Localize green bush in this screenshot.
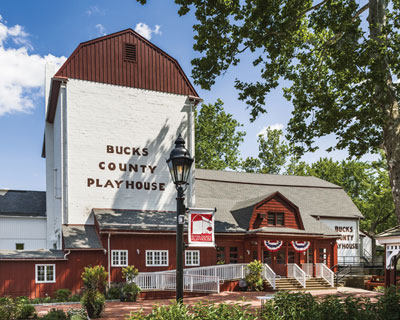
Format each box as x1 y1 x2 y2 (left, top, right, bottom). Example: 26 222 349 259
122 265 139 282
106 284 122 300
40 308 67 320
245 260 264 291
68 293 81 302
121 282 141 302
66 307 87 320
129 301 192 320
80 265 108 318
54 289 72 302
81 290 105 318
0 296 37 319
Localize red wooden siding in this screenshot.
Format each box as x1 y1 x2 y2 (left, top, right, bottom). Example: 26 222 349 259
0 251 105 298
55 29 198 97
249 195 303 230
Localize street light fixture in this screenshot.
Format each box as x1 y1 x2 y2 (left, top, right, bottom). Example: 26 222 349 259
166 134 194 302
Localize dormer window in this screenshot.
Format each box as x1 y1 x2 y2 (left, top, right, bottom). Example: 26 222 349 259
268 212 284 226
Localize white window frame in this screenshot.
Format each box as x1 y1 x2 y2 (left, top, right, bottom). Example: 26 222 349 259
111 250 128 267
146 250 169 267
35 264 56 283
185 250 200 266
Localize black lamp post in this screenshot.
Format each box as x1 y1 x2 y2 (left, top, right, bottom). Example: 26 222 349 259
166 134 194 302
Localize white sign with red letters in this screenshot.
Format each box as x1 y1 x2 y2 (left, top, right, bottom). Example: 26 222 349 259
188 208 216 247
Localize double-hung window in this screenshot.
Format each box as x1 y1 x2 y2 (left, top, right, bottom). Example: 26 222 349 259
185 250 200 266
35 264 55 283
112 250 128 267
146 250 168 266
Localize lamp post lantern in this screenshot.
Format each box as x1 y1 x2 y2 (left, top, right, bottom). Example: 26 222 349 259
166 134 193 302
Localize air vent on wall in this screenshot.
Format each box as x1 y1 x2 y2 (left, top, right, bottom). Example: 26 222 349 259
124 43 137 62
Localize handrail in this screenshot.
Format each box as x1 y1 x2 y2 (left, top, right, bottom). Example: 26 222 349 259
262 263 276 289
134 272 220 293
183 263 247 281
316 263 334 287
287 263 306 288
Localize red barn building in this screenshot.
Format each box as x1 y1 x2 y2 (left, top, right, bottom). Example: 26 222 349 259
0 29 363 298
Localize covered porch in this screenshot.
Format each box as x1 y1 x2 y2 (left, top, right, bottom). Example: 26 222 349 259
244 235 338 279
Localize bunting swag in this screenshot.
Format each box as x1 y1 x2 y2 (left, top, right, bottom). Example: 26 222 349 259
264 240 283 252
291 241 310 252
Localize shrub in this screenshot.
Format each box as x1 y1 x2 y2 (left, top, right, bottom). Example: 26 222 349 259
54 289 72 302
129 301 192 320
81 290 105 318
66 308 87 320
69 293 81 302
16 303 37 319
81 265 108 292
40 308 67 320
192 301 254 320
121 282 141 302
122 265 139 282
245 260 264 291
80 265 108 318
0 296 37 319
106 284 122 300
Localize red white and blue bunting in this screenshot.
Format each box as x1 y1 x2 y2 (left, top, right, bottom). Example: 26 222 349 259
291 241 310 252
264 240 283 252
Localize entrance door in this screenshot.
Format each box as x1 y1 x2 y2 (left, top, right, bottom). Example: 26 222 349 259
272 250 285 276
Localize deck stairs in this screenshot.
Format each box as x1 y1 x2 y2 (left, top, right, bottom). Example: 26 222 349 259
267 277 332 291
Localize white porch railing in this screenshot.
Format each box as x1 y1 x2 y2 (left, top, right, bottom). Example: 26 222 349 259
262 263 276 289
302 263 313 278
183 263 247 281
316 263 334 287
288 263 306 288
134 272 220 293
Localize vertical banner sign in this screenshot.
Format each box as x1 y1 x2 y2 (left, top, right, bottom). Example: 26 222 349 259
188 208 216 247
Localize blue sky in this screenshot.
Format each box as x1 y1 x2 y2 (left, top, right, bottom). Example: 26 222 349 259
0 1 374 191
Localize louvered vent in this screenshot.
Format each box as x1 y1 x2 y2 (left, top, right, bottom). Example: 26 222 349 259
124 43 137 62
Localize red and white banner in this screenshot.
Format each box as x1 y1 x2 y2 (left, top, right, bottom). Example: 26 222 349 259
291 241 310 252
264 240 283 252
188 208 216 247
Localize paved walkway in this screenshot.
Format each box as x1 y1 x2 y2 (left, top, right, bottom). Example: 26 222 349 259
35 287 382 319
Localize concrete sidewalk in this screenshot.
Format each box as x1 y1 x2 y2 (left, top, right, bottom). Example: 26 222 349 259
35 287 382 319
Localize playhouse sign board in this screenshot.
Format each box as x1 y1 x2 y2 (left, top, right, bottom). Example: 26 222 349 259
188 208 216 247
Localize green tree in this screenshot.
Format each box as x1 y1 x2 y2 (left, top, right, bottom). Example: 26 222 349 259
138 0 400 223
289 154 396 249
242 128 291 174
195 99 245 170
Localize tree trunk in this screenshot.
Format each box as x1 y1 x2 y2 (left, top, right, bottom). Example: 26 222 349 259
383 113 400 223
369 0 400 223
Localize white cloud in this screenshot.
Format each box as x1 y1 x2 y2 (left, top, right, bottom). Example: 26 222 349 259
95 24 106 36
86 6 106 16
0 16 66 116
134 22 161 40
258 123 284 136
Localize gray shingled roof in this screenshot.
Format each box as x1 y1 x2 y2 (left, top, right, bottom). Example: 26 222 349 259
62 225 104 249
196 169 341 188
0 250 65 260
376 225 400 238
0 190 46 217
195 169 361 235
93 209 180 231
